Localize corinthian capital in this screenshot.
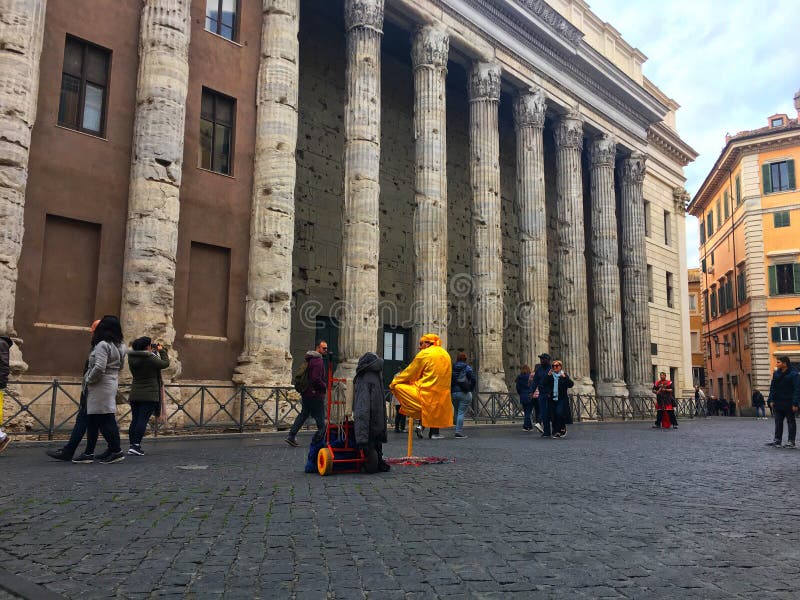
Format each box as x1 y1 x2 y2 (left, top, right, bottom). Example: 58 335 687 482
589 134 616 168
344 0 384 33
673 186 690 210
412 25 449 69
553 111 583 150
468 61 501 102
619 152 647 184
514 87 546 128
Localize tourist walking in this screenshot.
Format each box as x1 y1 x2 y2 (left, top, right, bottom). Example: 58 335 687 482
390 333 453 441
0 335 13 454
694 385 706 417
652 372 678 429
538 359 573 438
72 316 127 464
126 337 169 456
516 364 535 432
286 340 328 447
451 353 475 438
353 352 389 473
765 356 800 448
752 389 766 420
530 353 552 435
46 319 100 461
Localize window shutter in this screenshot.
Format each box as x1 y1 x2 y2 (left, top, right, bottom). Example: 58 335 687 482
735 175 741 205
727 282 734 309
762 163 772 194
794 263 800 294
768 265 778 295
701 258 706 273
771 327 780 342
789 159 796 190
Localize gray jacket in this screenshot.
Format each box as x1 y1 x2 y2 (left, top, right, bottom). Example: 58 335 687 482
353 352 387 447
83 341 127 414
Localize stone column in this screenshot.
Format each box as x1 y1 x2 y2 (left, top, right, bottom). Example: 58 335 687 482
619 153 653 397
336 0 384 381
468 61 506 392
121 0 191 378
411 25 449 346
0 0 47 370
589 135 627 397
553 111 593 394
234 0 299 386
513 88 548 368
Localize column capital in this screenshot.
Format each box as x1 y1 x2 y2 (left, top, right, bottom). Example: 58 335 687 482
619 152 647 184
514 87 546 129
554 111 583 150
589 134 616 168
468 61 501 102
344 0 384 33
673 186 690 211
411 24 449 69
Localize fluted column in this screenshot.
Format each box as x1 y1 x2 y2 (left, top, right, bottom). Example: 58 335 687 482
0 0 47 371
469 61 506 392
336 0 384 381
514 88 548 368
589 135 627 397
619 153 653 397
411 25 449 346
554 111 593 394
121 0 191 379
234 0 300 386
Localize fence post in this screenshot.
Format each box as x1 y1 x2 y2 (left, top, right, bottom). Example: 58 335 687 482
239 386 246 433
47 379 59 441
199 386 205 427
275 388 280 430
491 393 497 424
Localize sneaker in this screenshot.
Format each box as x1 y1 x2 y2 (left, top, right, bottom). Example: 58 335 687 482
765 440 782 447
552 433 561 439
99 450 125 464
72 453 95 463
0 435 10 454
783 442 796 449
454 432 467 438
415 425 424 439
534 422 544 434
46 448 73 461
285 435 298 447
127 446 145 456
559 430 567 438
430 434 445 440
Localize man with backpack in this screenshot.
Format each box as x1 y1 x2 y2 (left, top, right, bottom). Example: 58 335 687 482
286 340 328 447
451 353 475 438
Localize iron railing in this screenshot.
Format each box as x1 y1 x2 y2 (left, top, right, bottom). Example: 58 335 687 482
2 380 708 440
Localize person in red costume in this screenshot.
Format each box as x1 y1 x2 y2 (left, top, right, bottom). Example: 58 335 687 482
652 372 678 430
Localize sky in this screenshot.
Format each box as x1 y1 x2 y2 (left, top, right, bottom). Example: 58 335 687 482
586 0 800 268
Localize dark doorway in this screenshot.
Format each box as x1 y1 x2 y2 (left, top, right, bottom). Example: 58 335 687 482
382 326 411 388
315 316 339 373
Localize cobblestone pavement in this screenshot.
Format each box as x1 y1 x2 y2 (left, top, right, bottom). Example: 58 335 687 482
2 418 799 599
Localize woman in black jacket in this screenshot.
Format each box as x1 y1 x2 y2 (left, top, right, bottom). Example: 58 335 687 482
538 359 574 438
127 336 169 456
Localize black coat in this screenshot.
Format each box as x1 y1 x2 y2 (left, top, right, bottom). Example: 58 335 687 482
539 372 574 424
516 373 533 404
0 336 12 389
767 368 800 411
353 352 387 447
127 349 169 403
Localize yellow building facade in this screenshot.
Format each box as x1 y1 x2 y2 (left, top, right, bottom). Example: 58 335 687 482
688 268 705 386
688 92 800 410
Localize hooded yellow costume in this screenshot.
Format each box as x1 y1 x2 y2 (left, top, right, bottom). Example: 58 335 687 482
389 334 453 428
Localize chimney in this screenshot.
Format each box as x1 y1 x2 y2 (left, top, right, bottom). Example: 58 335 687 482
795 87 800 118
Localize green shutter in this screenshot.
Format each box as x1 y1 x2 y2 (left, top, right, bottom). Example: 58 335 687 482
771 327 780 342
794 263 800 294
788 159 796 190
768 265 778 295
735 175 742 205
710 291 717 317
707 212 713 236
762 163 772 194
701 258 706 273
724 190 730 219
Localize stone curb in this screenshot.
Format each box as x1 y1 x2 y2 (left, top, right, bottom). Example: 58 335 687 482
0 568 63 600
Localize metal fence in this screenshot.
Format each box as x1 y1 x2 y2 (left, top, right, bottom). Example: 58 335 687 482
2 380 707 440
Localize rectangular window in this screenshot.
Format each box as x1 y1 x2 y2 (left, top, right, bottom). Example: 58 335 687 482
701 257 707 273
703 290 709 321
691 331 700 352
644 201 651 237
774 211 791 228
186 242 230 338
768 263 800 295
772 326 800 342
666 272 674 308
724 190 730 219
205 0 238 41
715 339 720 357
736 269 746 303
706 212 714 237
716 200 722 227
735 175 742 206
763 160 796 194
647 265 654 303
726 280 734 311
711 250 715 266
743 327 749 347
710 289 718 318
723 334 729 355
663 210 671 246
731 332 737 353
58 36 111 136
688 294 697 311
199 88 235 175
699 222 706 244
718 282 725 314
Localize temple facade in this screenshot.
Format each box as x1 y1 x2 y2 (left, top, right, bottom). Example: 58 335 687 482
0 0 696 396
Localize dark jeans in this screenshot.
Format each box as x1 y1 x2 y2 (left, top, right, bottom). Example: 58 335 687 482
539 394 551 435
63 393 88 456
654 409 678 428
773 408 797 443
129 401 158 447
85 413 121 454
394 410 406 432
521 401 534 430
289 396 325 441
550 400 566 435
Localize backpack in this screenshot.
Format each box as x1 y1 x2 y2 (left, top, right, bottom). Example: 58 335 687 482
293 362 310 394
456 366 472 392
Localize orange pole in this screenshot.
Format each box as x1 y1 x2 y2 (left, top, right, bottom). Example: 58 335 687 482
407 419 413 457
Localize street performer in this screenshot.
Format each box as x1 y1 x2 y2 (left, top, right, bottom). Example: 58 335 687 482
652 371 678 430
390 333 453 440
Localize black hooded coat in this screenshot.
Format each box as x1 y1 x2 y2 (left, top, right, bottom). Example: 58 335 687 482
353 352 388 447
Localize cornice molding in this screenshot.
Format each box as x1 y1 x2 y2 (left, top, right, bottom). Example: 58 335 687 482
513 0 583 46
647 123 697 168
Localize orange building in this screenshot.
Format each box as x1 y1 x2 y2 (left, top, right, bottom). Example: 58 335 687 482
687 90 800 413
688 268 705 387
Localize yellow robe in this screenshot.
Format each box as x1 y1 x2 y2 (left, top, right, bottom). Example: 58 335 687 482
389 345 453 428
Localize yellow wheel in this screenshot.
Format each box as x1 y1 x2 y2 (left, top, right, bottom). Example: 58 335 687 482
317 447 333 476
